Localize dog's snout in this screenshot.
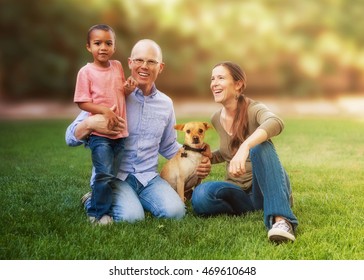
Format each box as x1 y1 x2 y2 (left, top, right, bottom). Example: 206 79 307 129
192 136 200 144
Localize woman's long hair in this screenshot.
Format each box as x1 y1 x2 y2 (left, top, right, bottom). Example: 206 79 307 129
214 61 250 154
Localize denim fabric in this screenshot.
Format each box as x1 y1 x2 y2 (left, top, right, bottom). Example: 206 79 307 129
66 86 183 221
192 141 298 230
121 174 186 219
65 87 181 187
87 135 125 219
84 174 185 222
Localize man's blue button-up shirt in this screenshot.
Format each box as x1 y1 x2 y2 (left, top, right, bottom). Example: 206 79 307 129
65 85 181 186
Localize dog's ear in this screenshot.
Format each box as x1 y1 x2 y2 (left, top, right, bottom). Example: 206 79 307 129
203 122 212 130
174 124 185 131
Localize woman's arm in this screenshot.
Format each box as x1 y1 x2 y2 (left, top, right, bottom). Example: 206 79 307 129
228 102 283 177
229 128 268 177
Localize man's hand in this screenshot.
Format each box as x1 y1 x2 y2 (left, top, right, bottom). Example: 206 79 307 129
86 105 126 136
196 156 211 179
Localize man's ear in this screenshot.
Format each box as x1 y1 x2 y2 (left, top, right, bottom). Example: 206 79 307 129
158 62 165 74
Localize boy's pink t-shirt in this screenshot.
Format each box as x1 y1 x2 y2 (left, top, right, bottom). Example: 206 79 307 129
74 60 128 139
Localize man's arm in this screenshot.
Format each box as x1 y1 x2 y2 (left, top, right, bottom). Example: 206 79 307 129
65 105 126 146
65 110 89 146
77 102 121 130
158 107 182 159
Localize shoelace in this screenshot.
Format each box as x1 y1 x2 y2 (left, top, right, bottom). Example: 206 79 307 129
272 220 291 232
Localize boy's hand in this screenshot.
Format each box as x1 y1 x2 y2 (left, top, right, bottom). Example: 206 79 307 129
102 106 120 130
124 76 138 95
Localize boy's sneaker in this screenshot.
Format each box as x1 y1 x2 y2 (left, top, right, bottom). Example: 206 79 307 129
98 215 113 225
88 216 97 224
80 192 92 206
268 219 296 243
88 215 113 225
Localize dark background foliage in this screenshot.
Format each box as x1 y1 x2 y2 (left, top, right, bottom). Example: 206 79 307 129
1 0 364 101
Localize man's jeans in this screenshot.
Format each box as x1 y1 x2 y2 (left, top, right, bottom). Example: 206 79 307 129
84 174 186 222
191 141 298 230
88 135 125 219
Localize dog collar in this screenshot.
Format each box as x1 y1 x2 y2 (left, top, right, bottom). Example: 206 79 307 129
181 144 206 157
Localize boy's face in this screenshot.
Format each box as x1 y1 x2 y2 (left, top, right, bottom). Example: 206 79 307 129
86 29 116 67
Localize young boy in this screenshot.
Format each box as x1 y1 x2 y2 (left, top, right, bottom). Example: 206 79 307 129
74 24 136 225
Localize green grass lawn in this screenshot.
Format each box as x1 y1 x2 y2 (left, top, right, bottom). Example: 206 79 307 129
0 117 363 260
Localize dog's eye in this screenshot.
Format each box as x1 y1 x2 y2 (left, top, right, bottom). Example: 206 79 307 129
198 129 203 134
186 129 191 134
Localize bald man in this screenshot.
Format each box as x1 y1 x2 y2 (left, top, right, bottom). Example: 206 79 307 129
66 39 210 223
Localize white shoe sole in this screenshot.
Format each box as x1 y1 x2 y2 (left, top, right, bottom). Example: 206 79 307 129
268 228 296 242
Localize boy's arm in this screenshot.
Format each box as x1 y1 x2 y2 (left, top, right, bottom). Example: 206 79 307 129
123 76 138 96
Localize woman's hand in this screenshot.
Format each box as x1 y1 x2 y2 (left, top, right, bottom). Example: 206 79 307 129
196 156 211 179
229 128 268 177
229 143 250 177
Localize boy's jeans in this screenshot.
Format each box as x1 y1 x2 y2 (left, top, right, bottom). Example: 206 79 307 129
88 135 125 219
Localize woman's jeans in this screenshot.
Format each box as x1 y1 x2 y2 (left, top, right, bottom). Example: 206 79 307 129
88 135 125 219
191 141 298 230
84 174 186 222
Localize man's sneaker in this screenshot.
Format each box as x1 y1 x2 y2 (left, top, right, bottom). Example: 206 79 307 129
268 219 296 243
80 192 92 206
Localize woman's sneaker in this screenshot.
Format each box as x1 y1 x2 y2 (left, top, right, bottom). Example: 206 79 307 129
268 219 296 243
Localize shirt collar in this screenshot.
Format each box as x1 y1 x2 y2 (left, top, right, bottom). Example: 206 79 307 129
135 84 158 98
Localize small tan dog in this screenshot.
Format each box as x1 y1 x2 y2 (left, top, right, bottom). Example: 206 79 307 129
160 121 212 202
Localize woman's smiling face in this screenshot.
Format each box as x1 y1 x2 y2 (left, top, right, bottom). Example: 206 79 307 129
210 65 240 104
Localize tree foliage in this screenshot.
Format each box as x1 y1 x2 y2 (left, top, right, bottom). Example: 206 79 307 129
1 0 363 100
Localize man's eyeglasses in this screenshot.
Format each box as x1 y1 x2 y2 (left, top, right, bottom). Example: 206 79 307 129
132 58 160 67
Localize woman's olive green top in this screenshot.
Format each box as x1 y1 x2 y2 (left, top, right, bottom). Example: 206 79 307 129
210 98 284 190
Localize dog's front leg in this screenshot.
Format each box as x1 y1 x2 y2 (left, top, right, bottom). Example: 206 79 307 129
176 178 186 202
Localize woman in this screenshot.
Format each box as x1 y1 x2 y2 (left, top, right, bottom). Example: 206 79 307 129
191 61 298 243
